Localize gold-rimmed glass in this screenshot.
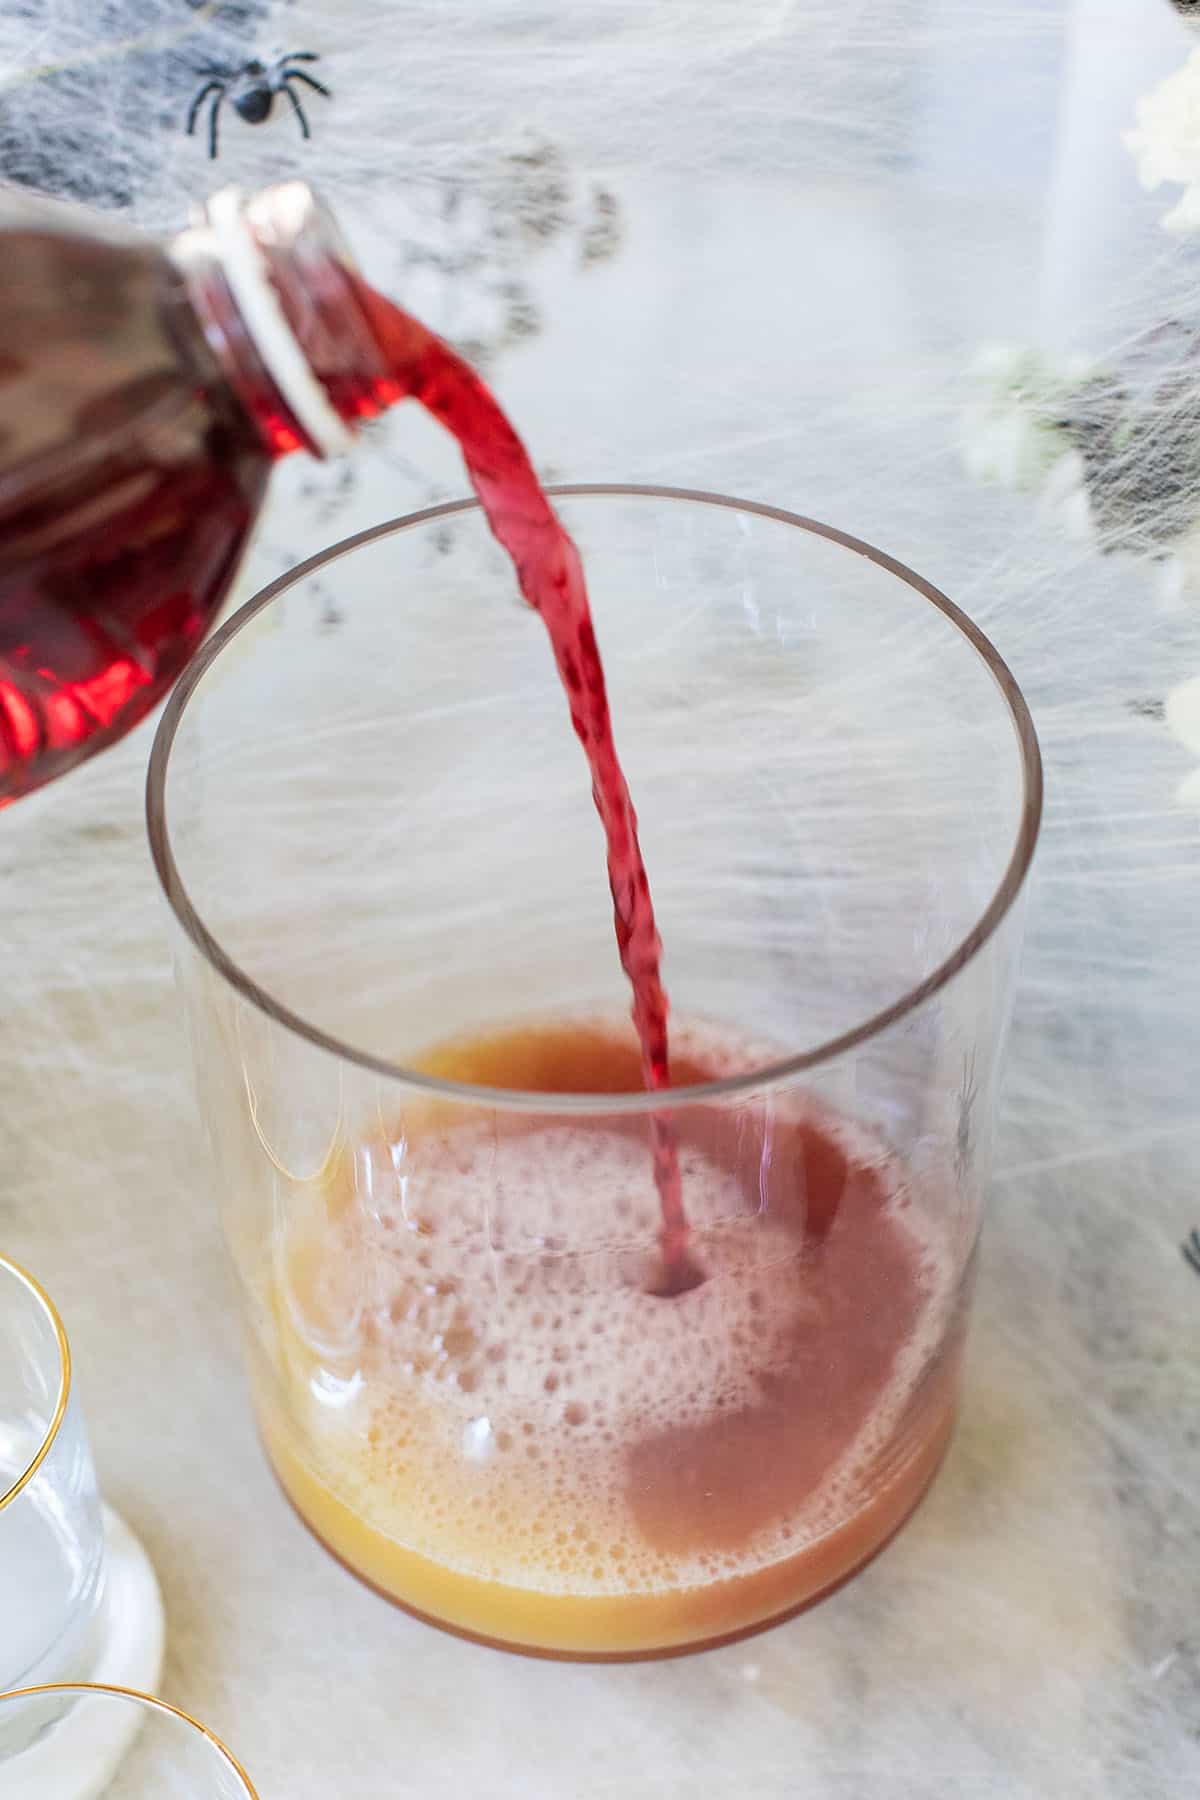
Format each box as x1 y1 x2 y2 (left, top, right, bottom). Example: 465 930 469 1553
0 1684 259 1797
0 1254 106 1700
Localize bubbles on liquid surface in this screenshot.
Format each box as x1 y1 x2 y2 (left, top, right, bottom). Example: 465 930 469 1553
282 1019 957 1595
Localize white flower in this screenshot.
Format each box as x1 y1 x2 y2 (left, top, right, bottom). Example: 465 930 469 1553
1125 47 1200 234
1166 672 1200 807
1038 445 1095 542
964 339 1200 604
962 344 1094 495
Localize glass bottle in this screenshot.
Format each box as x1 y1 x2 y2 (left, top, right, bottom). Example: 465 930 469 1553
0 180 393 805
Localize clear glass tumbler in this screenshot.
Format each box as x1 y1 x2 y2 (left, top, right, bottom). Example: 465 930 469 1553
148 486 1042 1657
0 1685 259 1799
0 1256 106 1697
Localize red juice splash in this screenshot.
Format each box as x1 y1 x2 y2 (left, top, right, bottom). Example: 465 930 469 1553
356 287 700 1290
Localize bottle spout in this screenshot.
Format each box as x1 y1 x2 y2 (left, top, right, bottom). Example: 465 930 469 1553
170 183 391 460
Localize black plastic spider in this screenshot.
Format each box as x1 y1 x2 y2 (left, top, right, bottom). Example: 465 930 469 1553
186 52 330 160
1183 1228 1200 1275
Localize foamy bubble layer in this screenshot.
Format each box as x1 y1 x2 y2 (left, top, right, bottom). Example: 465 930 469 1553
276 1020 959 1596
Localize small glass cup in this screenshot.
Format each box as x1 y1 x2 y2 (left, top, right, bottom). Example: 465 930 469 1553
0 1685 259 1799
148 486 1042 1657
0 1255 107 1696
0 1256 163 1751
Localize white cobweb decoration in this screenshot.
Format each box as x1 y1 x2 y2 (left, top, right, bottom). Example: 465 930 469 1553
0 0 1070 224
1 3 1200 1796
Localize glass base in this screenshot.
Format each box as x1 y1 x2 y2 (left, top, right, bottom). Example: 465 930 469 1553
2 1507 164 1799
264 1398 958 1660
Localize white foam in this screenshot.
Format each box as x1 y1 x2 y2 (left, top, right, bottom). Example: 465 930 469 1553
282 1020 960 1594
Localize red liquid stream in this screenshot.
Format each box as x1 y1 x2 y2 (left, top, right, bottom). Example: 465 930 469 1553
0 233 695 1280
357 287 697 1286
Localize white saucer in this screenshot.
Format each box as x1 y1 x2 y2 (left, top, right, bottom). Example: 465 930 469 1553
3 1505 165 1800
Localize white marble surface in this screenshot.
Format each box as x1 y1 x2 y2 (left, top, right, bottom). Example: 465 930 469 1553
5 3 1200 1795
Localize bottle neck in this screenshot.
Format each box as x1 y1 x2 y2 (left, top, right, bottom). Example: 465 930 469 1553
168 182 393 461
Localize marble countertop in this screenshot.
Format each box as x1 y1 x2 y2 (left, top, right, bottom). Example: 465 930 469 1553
5 2 1200 1794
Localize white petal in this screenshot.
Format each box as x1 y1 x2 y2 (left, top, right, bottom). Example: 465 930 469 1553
1059 481 1097 546
1125 49 1200 192
1165 674 1200 754
1156 554 1187 614
1162 183 1200 235
1040 448 1085 509
1166 527 1200 604
971 343 1025 382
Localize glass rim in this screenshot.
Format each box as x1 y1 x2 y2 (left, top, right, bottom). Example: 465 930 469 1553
146 482 1044 1115
0 1684 259 1796
0 1254 71 1513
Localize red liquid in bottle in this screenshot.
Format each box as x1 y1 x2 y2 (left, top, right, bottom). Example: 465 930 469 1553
0 225 270 805
355 286 698 1285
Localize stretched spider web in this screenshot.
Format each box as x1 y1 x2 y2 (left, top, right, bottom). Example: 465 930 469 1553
1 4 1199 1796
